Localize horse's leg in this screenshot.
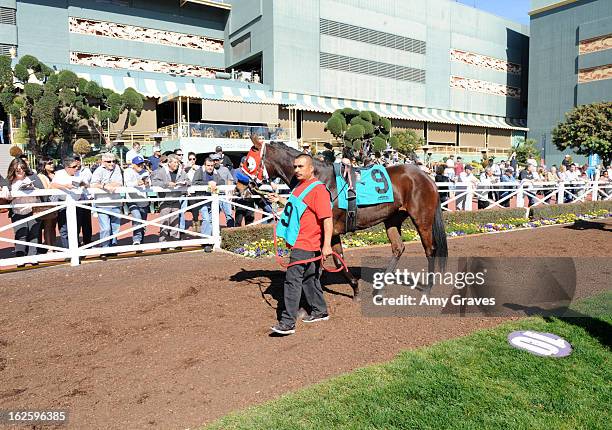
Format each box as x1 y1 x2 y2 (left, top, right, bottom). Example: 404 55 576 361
331 235 359 300
409 211 437 295
384 213 407 274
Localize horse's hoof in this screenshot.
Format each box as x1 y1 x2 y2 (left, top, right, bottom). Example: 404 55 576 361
352 291 361 302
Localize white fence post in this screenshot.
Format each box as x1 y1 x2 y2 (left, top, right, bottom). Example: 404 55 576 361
211 193 221 250
591 181 599 202
465 183 473 211
517 184 524 208
65 194 81 266
557 182 565 205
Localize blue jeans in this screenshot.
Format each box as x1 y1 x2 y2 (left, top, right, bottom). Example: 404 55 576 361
179 198 187 230
129 205 149 244
200 204 212 236
221 200 234 227
97 206 121 247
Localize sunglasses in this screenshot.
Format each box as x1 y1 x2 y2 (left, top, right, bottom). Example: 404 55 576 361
104 160 117 163
68 165 79 169
189 157 196 161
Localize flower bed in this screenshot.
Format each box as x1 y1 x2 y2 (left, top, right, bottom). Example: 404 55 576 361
230 210 611 258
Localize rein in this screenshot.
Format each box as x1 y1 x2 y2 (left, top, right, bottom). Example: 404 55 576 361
271 216 347 272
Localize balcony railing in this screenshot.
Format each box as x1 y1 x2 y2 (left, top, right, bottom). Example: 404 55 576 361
157 122 290 141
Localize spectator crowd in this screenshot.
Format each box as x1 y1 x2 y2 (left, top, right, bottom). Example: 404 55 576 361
1 142 611 265
0 144 275 265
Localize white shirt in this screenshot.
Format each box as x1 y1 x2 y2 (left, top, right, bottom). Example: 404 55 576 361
10 178 38 215
52 169 89 200
123 167 150 207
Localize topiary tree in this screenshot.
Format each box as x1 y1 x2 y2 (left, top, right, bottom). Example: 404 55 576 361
552 102 612 167
0 54 145 157
509 137 540 165
9 145 22 157
73 138 91 157
324 109 393 155
389 129 424 159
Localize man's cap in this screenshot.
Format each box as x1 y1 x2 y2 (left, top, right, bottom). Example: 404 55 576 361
505 167 514 173
215 146 223 152
153 145 161 152
210 153 221 161
323 143 333 150
131 156 146 165
564 154 570 157
465 164 474 170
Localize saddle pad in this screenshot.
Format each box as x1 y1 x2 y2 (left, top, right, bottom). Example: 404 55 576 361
336 165 394 210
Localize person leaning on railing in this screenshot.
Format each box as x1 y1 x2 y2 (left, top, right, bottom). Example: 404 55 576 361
5 157 44 266
434 164 450 205
123 156 151 247
151 153 190 246
499 167 517 207
90 152 124 252
35 156 59 254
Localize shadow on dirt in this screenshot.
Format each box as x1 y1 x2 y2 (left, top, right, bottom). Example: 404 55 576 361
229 266 359 319
565 219 612 232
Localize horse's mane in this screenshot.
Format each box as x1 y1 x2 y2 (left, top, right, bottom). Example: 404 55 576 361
267 141 333 173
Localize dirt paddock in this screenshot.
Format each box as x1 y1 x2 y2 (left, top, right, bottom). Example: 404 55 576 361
0 220 611 429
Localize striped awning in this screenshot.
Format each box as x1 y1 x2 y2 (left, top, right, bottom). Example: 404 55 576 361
75 70 527 131
281 93 528 131
74 70 283 104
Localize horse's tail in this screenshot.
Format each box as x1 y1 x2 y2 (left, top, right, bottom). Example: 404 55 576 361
432 198 448 271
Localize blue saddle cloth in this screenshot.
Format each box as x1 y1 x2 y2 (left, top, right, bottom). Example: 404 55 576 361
335 164 394 210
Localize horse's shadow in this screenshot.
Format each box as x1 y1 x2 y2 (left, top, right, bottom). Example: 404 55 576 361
229 267 358 320
565 219 612 232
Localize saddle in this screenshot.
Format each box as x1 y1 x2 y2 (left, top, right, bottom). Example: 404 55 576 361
333 162 358 233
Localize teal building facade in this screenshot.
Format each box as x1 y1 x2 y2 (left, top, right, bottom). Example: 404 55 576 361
0 0 531 159
528 0 612 166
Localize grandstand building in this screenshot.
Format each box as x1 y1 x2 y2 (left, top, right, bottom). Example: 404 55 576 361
0 0 530 160
528 0 612 166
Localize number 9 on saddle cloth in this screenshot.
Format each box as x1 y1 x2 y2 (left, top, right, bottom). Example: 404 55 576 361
333 163 394 232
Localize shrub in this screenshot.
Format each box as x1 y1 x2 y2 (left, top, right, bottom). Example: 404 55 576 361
530 201 612 220
221 224 274 251
9 145 23 157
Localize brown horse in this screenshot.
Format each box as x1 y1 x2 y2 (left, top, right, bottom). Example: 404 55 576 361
235 137 447 299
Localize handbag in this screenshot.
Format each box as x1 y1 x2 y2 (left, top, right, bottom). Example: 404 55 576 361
32 202 58 220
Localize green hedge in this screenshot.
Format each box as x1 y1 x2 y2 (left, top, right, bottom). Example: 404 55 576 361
529 200 612 220
221 204 610 251
362 207 527 234
221 224 274 251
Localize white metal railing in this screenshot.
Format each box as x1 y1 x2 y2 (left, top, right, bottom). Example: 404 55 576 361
0 180 610 268
0 185 288 268
436 180 611 212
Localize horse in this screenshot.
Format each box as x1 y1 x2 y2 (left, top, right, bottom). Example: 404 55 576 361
235 136 447 299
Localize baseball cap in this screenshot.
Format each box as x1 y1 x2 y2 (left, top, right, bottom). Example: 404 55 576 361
210 153 221 161
215 146 223 152
131 156 145 165
153 146 161 153
465 164 474 170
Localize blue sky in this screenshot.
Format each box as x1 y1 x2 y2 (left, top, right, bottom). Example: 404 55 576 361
455 0 531 25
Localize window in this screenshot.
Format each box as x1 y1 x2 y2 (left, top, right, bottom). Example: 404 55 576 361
320 52 425 83
0 7 16 25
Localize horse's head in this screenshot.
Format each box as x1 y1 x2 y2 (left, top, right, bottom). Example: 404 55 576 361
235 135 267 198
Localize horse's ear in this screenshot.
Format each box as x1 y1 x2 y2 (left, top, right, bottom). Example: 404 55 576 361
250 134 263 149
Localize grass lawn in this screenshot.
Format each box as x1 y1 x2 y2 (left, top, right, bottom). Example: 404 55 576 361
206 292 611 429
